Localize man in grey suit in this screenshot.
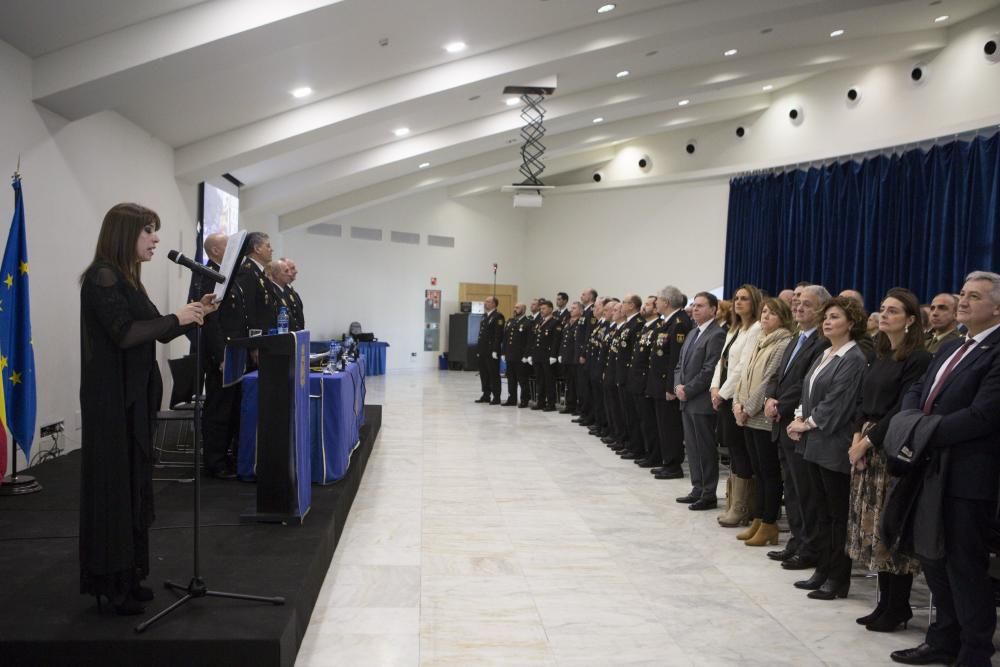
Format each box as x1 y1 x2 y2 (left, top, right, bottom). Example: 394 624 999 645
674 292 727 510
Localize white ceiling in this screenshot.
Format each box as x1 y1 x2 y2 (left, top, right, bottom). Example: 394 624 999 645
5 0 999 230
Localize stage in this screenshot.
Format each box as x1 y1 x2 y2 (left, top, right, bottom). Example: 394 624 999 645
0 404 381 667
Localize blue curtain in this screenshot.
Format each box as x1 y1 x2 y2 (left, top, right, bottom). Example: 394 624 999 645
724 132 1000 312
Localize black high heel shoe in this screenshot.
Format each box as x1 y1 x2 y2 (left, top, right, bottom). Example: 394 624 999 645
131 584 155 602
856 604 885 625
866 606 912 632
807 578 850 600
95 592 145 616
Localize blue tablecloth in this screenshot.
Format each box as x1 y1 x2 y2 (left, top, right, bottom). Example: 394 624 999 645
358 341 388 375
238 359 366 484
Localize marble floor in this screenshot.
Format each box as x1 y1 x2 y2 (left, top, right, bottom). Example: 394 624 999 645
294 368 945 666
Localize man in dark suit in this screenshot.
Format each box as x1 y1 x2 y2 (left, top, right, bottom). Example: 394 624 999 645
627 296 660 466
574 288 598 424
926 292 961 354
475 296 505 405
763 284 831 569
531 300 562 411
890 272 1000 667
614 294 645 458
501 303 530 407
648 286 693 479
674 292 726 510
234 231 277 334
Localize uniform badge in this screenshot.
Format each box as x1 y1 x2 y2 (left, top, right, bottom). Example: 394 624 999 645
676 333 686 343
657 350 664 356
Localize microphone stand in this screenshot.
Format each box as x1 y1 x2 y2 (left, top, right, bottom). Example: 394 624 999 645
136 285 284 633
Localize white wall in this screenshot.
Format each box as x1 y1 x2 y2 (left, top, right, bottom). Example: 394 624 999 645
262 189 527 369
0 38 196 465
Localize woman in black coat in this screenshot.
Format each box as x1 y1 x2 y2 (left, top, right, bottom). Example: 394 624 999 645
79 203 215 615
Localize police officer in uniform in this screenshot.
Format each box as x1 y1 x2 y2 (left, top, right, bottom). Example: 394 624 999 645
531 300 562 411
554 292 571 322
558 302 582 413
234 232 277 335
475 296 505 404
502 303 530 406
281 257 305 332
614 295 645 458
647 287 693 479
601 302 626 447
628 296 661 466
574 289 598 423
266 259 296 327
582 298 608 432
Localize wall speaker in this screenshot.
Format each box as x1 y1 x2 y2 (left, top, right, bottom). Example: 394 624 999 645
685 142 696 155
637 155 652 171
985 36 999 63
592 171 604 183
735 125 749 138
788 106 803 124
910 63 927 84
846 87 861 104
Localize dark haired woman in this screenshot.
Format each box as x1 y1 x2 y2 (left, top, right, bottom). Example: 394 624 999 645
787 296 868 600
847 289 930 631
79 203 216 615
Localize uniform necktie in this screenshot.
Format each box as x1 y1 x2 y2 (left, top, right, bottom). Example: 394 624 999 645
784 332 809 374
922 338 975 414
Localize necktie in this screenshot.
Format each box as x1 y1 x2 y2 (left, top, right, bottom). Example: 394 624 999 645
784 332 809 374
683 326 702 366
922 338 975 414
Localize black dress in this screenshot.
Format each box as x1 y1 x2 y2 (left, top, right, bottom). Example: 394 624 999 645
79 263 191 599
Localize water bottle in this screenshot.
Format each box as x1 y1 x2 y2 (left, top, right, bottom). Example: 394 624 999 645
277 306 289 334
327 340 338 373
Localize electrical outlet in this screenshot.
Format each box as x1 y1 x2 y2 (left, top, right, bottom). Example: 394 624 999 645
41 421 65 437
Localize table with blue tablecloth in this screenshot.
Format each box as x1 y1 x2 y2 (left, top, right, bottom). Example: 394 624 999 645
308 340 388 375
238 359 366 484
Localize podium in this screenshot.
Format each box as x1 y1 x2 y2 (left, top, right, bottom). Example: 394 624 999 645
227 330 311 524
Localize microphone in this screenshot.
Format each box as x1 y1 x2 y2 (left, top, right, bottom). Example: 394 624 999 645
167 250 225 284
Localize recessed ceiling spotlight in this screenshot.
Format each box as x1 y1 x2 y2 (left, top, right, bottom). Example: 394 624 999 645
593 117 604 123
830 29 845 37
290 86 313 98
468 95 480 101
724 49 738 57
597 4 616 14
762 84 774 91
934 15 949 22
419 162 431 169
645 50 659 57
678 99 690 106
393 127 410 137
616 70 630 78
505 97 520 106
444 41 467 53
760 27 773 34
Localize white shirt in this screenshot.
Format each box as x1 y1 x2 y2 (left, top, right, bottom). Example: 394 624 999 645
248 256 265 272
925 321 1000 399
625 312 639 324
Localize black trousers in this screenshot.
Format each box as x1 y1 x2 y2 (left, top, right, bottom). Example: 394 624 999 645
478 351 501 399
804 461 851 583
589 374 606 428
505 357 521 403
776 427 819 560
202 365 242 472
718 399 751 477
745 427 782 523
634 393 658 460
922 497 997 666
563 363 577 410
603 380 622 439
576 363 591 417
536 359 557 408
654 398 685 470
620 385 639 452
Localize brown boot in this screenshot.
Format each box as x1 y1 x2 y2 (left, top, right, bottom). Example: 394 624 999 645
744 522 779 546
718 476 752 527
737 518 762 541
716 476 733 524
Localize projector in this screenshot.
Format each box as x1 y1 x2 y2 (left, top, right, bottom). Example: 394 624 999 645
513 192 543 208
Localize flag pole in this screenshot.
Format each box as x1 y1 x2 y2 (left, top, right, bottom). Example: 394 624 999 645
0 167 41 495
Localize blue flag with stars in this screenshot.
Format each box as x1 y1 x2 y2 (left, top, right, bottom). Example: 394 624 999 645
0 176 36 458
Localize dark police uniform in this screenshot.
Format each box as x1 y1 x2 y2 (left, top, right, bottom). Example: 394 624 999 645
647 309 694 474
234 257 276 333
558 317 579 412
286 284 305 332
532 315 562 411
627 317 660 460
502 315 531 406
614 314 645 454
476 309 505 403
603 322 625 444
575 304 596 421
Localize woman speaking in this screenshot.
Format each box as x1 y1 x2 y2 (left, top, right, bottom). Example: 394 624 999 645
78 203 216 615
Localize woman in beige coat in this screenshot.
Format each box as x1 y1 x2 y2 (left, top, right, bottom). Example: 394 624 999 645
733 298 794 545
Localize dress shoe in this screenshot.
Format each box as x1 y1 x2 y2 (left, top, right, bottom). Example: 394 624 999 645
807 578 849 600
635 460 657 469
502 400 517 407
572 417 584 423
889 643 957 665
490 399 502 405
475 396 490 403
781 555 818 570
650 467 666 474
559 408 573 414
767 546 796 562
689 498 718 511
794 571 828 590
654 469 684 480
619 452 638 460
518 402 529 408
542 406 556 412
577 418 594 426
531 405 543 410
600 436 617 445
675 494 699 504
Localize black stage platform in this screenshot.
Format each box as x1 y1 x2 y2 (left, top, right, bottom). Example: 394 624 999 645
0 404 381 667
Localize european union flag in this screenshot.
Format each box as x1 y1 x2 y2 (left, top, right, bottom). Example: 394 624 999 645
0 176 36 459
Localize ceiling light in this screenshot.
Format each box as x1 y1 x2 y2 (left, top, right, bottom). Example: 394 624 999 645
616 70 630 78
592 117 604 123
762 84 774 91
830 29 845 37
724 49 738 57
677 99 690 106
393 127 410 137
934 15 949 22
444 41 466 53
419 162 431 169
290 86 313 98
597 4 616 13
505 97 520 106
